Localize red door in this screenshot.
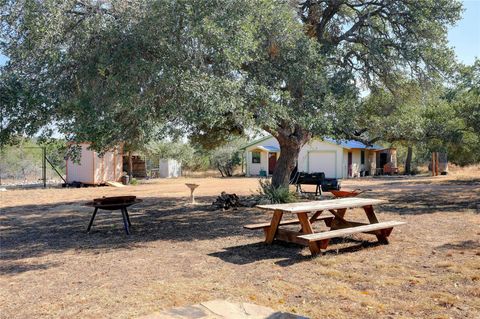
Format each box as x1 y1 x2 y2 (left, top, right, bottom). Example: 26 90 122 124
268 153 277 174
348 152 353 177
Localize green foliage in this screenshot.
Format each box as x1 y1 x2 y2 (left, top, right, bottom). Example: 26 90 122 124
129 178 139 185
145 140 209 171
0 0 466 184
358 69 480 167
257 179 297 204
0 137 66 183
451 60 480 135
209 139 244 177
0 0 461 143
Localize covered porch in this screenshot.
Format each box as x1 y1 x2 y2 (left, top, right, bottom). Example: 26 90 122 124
245 145 280 177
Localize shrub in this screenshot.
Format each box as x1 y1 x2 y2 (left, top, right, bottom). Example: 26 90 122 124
257 179 297 204
210 145 242 177
129 178 139 185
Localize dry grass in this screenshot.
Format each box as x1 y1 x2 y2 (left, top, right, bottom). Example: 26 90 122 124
1 169 479 319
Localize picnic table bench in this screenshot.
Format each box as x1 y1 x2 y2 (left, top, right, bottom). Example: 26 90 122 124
245 197 405 255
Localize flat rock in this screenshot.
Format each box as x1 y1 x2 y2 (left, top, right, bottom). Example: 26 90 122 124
137 300 309 319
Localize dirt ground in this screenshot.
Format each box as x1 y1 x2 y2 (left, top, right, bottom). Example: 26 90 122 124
1 167 479 319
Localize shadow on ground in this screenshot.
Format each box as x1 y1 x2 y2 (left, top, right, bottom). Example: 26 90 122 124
209 238 384 267
1 175 478 274
436 240 480 251
0 196 257 269
364 180 479 215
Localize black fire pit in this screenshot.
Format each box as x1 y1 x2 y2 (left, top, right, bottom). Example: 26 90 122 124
85 196 142 235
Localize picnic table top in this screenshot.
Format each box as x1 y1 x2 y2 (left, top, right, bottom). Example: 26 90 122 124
256 197 387 213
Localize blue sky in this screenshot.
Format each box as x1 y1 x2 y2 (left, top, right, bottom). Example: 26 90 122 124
0 1 478 66
448 0 480 64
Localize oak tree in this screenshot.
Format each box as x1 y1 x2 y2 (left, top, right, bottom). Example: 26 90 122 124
1 0 463 186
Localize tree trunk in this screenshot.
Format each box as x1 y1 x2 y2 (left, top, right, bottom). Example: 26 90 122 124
271 128 311 188
404 146 412 175
127 151 133 177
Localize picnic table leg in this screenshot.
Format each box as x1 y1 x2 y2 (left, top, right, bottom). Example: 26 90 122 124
120 208 130 235
265 210 283 244
363 205 389 244
309 211 323 223
297 213 321 255
299 210 331 232
363 205 379 223
87 207 98 233
329 208 347 219
328 208 352 230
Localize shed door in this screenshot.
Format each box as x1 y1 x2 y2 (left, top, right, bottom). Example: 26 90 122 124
308 152 336 178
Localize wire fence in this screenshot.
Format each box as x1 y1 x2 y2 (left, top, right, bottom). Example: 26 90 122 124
0 146 66 187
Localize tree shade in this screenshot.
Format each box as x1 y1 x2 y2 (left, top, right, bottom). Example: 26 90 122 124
0 0 464 186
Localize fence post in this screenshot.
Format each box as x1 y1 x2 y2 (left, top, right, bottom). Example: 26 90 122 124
42 146 46 188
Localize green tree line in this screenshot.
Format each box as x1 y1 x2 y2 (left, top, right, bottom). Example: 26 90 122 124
1 0 478 186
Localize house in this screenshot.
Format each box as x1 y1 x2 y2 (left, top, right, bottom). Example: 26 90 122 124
66 143 123 185
243 136 396 179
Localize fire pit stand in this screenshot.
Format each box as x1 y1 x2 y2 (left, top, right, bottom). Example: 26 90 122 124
85 196 142 235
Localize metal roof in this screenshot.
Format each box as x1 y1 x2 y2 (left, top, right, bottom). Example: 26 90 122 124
323 138 383 150
254 145 280 152
240 135 273 149
242 135 383 151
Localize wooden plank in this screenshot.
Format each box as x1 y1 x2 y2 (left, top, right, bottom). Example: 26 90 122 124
330 219 367 230
329 208 347 220
309 211 324 223
244 213 334 230
244 219 300 230
298 221 406 241
106 181 126 188
297 212 321 255
256 198 387 213
275 229 309 246
363 205 379 224
265 210 283 244
297 213 314 234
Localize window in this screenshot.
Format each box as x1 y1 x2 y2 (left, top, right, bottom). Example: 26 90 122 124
361 150 365 165
252 151 261 163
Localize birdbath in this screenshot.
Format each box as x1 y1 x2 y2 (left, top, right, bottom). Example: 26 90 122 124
185 183 199 204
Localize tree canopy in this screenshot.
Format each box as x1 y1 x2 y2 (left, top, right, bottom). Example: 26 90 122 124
0 0 466 186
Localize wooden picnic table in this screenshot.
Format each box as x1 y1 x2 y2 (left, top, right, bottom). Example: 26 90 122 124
244 197 405 255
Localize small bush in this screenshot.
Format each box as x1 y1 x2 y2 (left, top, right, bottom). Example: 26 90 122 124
210 145 242 177
410 166 421 175
129 178 139 185
257 179 297 204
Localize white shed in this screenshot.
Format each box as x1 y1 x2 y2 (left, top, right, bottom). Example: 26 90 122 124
159 159 182 178
66 143 123 185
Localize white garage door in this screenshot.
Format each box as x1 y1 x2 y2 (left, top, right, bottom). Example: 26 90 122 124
308 152 337 178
